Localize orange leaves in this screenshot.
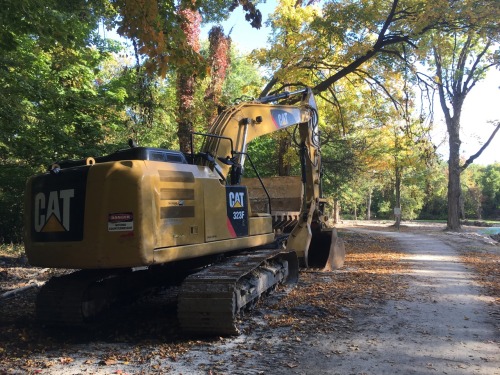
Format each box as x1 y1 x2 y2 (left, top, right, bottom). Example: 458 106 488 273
460 251 500 303
59 357 74 364
260 230 410 334
115 0 205 78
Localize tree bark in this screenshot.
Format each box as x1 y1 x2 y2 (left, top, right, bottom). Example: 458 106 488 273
447 116 462 230
333 199 341 224
205 26 231 126
277 135 292 176
176 6 201 153
394 165 402 227
177 73 196 153
433 43 464 232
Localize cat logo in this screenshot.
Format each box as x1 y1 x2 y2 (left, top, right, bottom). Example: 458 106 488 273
228 191 245 208
34 189 74 232
271 109 301 129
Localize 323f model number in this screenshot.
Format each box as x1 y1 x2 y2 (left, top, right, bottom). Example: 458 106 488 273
233 211 245 220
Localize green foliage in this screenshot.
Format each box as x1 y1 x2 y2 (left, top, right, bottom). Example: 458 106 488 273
221 52 265 104
400 183 426 220
0 164 35 243
0 0 131 242
418 162 449 220
481 163 500 218
245 135 279 178
377 200 392 218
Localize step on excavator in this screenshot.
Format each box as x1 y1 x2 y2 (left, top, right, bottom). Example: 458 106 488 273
24 88 345 335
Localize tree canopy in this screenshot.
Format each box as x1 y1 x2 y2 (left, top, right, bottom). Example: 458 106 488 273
0 0 498 242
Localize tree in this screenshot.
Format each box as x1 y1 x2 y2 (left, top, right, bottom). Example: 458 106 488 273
111 0 264 150
251 0 431 203
0 0 125 242
423 28 500 230
256 0 435 98
204 26 232 125
253 0 499 228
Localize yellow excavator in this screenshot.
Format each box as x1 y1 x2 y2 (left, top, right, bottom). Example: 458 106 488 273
23 88 344 334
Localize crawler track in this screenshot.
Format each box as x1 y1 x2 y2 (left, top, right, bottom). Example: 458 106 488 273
178 249 298 335
36 265 191 326
36 248 298 335
36 270 121 325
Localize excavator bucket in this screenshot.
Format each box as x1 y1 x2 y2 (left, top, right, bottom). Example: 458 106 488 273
243 176 345 270
307 227 345 271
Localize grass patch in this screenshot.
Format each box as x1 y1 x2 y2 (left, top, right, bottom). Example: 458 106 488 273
0 243 25 257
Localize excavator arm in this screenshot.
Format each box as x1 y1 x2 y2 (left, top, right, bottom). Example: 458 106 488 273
195 89 314 175
194 88 345 269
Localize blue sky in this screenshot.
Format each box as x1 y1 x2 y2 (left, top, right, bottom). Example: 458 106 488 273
201 1 275 52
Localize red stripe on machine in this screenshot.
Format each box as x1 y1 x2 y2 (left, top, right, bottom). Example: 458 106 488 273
226 217 237 238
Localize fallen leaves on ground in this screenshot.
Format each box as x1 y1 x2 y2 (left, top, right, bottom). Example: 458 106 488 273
0 231 410 373
435 230 500 304
256 232 410 334
460 251 500 304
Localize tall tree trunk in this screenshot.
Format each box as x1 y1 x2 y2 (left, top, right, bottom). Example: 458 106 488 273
205 26 231 127
366 187 372 220
333 199 341 224
433 43 466 232
394 165 402 227
447 116 462 230
177 73 196 153
277 135 292 176
176 6 201 153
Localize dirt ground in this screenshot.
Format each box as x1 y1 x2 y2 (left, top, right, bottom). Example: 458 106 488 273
0 222 498 374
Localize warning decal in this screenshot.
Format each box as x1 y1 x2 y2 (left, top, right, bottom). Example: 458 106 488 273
108 212 134 232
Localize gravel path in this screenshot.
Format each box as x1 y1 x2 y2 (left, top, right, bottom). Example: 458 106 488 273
304 230 499 375
2 228 498 374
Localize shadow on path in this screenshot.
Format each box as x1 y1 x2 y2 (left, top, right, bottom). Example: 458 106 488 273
313 229 499 375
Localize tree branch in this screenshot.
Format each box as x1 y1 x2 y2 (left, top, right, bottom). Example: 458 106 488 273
311 0 412 95
259 77 279 98
433 45 453 124
355 69 404 113
461 122 500 171
376 0 399 47
454 33 472 95
463 39 492 95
